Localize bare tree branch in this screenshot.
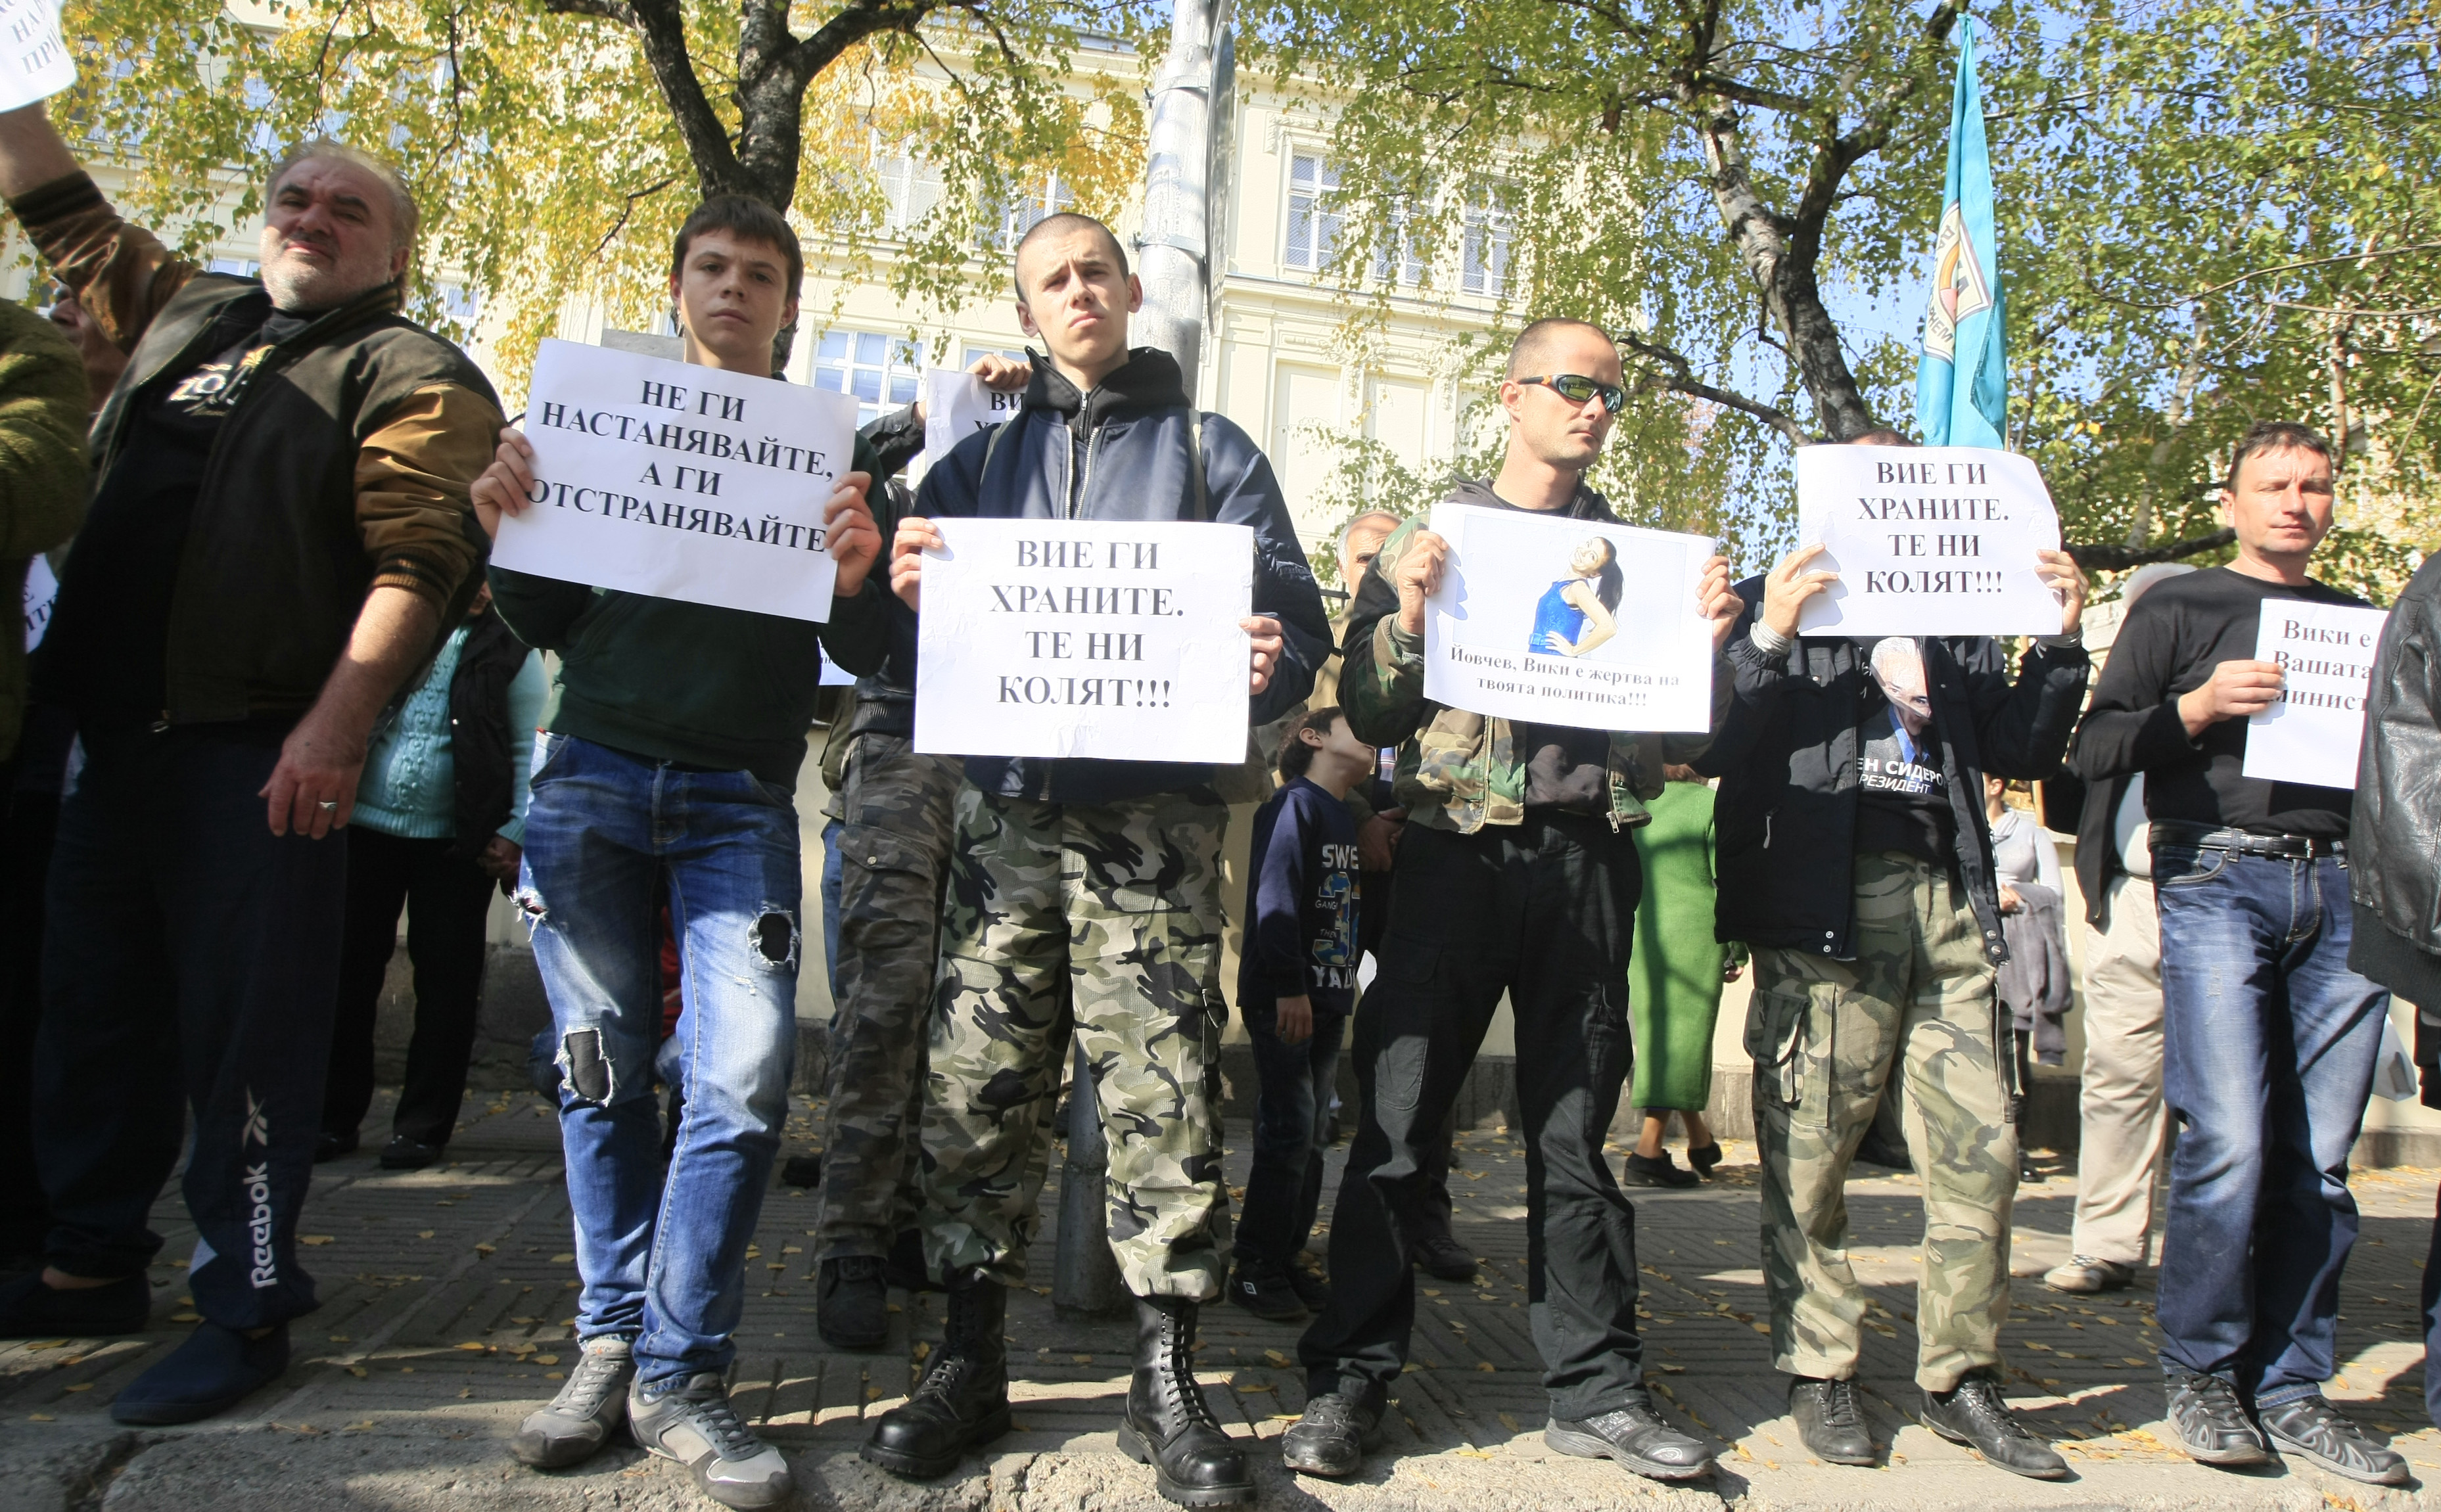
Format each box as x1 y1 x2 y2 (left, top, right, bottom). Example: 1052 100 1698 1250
1618 331 1812 443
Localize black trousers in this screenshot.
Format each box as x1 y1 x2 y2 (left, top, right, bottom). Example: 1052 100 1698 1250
322 827 497 1147
1299 812 1645 1421
0 708 70 1260
35 725 346 1328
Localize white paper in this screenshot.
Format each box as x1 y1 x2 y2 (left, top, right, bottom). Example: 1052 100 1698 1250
22 553 53 651
1794 444 2065 637
921 369 1023 471
492 338 856 622
0 1 74 114
914 518 1253 762
1419 503 1715 734
2239 600 2388 789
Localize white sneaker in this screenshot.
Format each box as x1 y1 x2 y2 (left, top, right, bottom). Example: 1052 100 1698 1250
2041 1255 2134 1294
628 1371 795 1509
512 1335 634 1468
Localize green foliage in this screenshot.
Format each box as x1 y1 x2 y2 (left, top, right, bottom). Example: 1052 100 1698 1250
45 0 1148 400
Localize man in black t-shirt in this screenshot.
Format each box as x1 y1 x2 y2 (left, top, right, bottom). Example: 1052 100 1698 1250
2069 421 2404 1486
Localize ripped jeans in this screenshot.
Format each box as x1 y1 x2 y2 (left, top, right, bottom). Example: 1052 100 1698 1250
518 733 802 1387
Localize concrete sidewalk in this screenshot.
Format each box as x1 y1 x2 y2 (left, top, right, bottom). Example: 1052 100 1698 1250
4 1089 2439 1511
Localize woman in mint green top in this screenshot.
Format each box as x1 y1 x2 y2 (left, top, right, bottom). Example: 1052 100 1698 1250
321 591 547 1170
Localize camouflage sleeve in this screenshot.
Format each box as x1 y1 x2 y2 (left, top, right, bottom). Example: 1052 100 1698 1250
1339 518 1428 750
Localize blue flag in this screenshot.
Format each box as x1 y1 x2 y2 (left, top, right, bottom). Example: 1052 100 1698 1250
1916 28 2006 449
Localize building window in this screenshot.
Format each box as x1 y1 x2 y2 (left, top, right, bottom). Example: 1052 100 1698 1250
207 256 261 277
1284 152 1340 271
812 331 921 424
875 144 943 233
1372 196 1426 288
962 346 1031 369
981 170 1077 252
1462 195 1512 298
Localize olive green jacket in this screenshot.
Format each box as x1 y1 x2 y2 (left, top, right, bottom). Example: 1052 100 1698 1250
0 302 92 759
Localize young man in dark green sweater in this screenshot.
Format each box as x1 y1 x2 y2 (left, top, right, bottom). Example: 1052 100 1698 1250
470 196 885 1512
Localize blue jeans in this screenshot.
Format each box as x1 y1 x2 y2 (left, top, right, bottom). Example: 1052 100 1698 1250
1235 997 1346 1270
519 735 802 1386
820 815 845 992
2154 844 2387 1406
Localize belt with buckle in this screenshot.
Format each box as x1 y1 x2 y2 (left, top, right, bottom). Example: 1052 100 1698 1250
2149 821 2345 859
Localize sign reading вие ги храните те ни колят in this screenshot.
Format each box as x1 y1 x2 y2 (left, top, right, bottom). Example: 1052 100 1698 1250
1794 444 2066 637
490 338 861 622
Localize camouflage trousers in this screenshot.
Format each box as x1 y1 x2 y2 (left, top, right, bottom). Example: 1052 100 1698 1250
1748 850 2017 1392
914 785 1232 1300
814 734 964 1263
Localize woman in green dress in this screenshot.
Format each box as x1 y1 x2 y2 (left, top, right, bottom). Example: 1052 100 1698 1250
1621 766 1741 1186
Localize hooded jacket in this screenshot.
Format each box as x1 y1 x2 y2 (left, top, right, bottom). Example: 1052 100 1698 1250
897 348 1328 805
1339 478 1725 833
1693 580 2091 963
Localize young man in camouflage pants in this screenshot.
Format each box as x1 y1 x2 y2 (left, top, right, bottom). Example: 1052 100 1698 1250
1702 452 2090 1480
860 213 1328 1509
1284 320 1739 1487
812 356 1031 1351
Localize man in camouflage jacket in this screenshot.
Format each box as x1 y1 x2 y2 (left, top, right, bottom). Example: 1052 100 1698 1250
1285 319 1737 1486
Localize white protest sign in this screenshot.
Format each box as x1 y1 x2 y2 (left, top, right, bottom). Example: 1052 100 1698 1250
914 518 1253 762
0 1 73 113
1420 503 1716 733
2240 600 2388 789
1794 444 2065 637
492 338 858 622
921 369 1023 470
22 553 54 651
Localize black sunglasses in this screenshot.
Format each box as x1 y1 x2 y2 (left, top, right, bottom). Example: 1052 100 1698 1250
1516 373 1626 414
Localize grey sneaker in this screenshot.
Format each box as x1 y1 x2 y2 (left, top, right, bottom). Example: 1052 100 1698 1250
2259 1394 2409 1486
629 1371 795 1509
2043 1255 2135 1294
513 1335 636 1468
2164 1370 2269 1466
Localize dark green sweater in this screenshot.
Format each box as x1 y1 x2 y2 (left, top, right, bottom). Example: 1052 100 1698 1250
488 435 890 789
0 303 93 762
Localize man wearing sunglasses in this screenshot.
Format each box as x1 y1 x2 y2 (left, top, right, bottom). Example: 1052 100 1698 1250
1285 319 1741 1485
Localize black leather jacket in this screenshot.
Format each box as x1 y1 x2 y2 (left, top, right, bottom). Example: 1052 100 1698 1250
2349 553 2441 955
1694 580 2091 963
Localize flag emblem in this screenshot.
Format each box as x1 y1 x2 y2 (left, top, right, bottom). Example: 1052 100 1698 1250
1922 204 1994 365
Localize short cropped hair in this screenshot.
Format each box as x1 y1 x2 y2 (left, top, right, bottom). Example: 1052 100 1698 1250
1011 212 1130 299
672 195 804 298
2227 421 2334 487
1335 510 1401 557
1852 427 1917 447
1507 317 1612 378
267 137 419 256
1276 706 1344 781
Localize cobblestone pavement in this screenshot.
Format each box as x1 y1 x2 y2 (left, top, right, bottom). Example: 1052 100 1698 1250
5 1088 2440 1511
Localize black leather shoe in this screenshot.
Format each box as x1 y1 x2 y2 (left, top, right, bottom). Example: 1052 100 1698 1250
1412 1233 1476 1283
379 1135 444 1170
1117 1295 1255 1506
862 1278 1010 1478
778 1153 824 1189
1686 1141 1724 1178
0 1270 151 1337
1546 1398 1715 1481
2259 1394 2407 1485
818 1255 889 1351
1621 1151 1698 1189
1788 1375 1874 1465
1280 1381 1387 1478
2164 1370 2269 1465
1226 1261 1305 1323
314 1130 357 1164
1920 1371 2068 1479
1286 1265 1330 1312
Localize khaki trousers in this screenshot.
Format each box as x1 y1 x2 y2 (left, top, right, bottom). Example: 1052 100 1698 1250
2068 874 2165 1266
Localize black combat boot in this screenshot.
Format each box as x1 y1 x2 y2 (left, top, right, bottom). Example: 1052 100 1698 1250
1118 1294 1255 1506
860 1277 1010 1478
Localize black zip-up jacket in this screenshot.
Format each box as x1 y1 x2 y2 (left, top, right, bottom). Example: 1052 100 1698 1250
896 347 1328 804
442 607 531 862
1694 579 2091 963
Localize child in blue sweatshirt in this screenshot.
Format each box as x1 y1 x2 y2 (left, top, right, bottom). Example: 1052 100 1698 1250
1230 706 1374 1321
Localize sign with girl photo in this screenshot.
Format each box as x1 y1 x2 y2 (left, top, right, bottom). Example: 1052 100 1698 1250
1421 503 1716 733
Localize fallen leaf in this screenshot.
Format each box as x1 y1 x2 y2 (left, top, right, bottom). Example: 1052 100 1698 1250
62 1383 91 1392
28 1414 53 1422
475 1245 496 1256
417 1230 434 1240
551 1253 574 1264
1476 1362 1495 1373
169 1313 200 1323
1264 1349 1290 1367
455 1342 488 1352
299 1235 335 1247
544 1371 564 1381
